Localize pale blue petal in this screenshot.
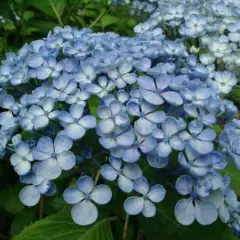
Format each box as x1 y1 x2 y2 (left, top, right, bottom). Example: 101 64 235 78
63 187 85 204
161 91 183 106
135 118 154 136
123 163 142 180
145 111 166 124
90 185 112 204
134 177 149 195
38 158 61 180
140 88 163 105
142 199 156 217
188 139 213 154
36 136 53 154
116 130 135 147
98 106 112 119
79 115 96 129
14 161 31 175
54 135 73 154
37 66 51 80
139 136 157 153
176 175 193 195
109 157 122 171
76 176 94 194
99 137 117 149
70 104 84 119
98 119 115 134
27 54 44 68
218 204 230 223
19 185 41 207
137 75 156 91
118 175 133 193
124 196 144 215
169 136 185 151
175 198 195 225
197 129 216 141
156 142 172 157
122 147 140 162
147 151 169 168
16 142 30 157
195 200 218 225
148 184 166 203
57 151 76 170
189 120 203 136
101 164 118 181
66 123 86 140
162 117 179 137
71 200 98 225
126 101 140 116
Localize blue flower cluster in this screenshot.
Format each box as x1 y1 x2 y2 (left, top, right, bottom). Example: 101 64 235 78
128 0 240 84
0 12 240 233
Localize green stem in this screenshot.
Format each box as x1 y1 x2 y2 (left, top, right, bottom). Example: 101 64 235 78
122 214 129 240
48 0 63 26
94 169 101 185
88 8 107 29
65 0 81 21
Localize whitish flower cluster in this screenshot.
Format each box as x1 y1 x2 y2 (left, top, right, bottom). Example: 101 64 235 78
129 0 240 84
0 23 239 234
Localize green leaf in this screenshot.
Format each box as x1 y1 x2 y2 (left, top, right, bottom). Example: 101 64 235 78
11 210 37 237
0 184 25 215
88 95 99 117
29 20 58 34
100 15 119 28
13 212 116 240
22 10 35 20
223 161 240 195
30 0 66 18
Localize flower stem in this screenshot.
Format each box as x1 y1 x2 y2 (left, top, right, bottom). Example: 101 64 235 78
88 8 107 29
123 214 129 240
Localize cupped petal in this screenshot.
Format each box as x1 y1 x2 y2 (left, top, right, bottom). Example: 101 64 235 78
169 136 185 151
76 175 94 194
195 200 218 225
118 175 134 193
122 147 140 163
19 185 41 207
148 184 166 203
116 129 135 147
140 88 163 105
70 104 84 120
135 118 154 136
57 151 76 170
188 139 213 155
124 196 144 215
133 177 149 195
101 164 118 181
36 136 53 154
54 135 73 154
15 142 30 157
161 91 183 106
175 198 195 225
137 75 156 91
145 111 166 124
197 129 216 141
156 142 172 157
66 123 86 140
123 163 142 180
90 185 112 204
142 199 156 217
14 161 31 175
162 117 179 137
71 200 98 226
79 115 96 129
98 119 115 134
98 106 112 119
147 151 169 168
63 187 85 204
176 175 193 195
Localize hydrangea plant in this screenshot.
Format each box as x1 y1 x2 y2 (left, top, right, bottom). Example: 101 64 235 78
1 0 240 238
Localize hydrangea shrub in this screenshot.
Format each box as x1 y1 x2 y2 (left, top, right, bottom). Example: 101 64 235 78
1 0 240 239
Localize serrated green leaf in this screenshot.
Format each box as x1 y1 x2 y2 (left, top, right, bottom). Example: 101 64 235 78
100 15 119 28
13 212 116 240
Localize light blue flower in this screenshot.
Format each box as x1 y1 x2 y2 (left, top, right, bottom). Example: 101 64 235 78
124 177 166 217
58 104 96 140
32 135 76 180
174 175 218 226
74 62 96 85
137 75 183 106
10 142 33 175
108 62 137 89
101 157 142 192
187 120 216 154
97 100 130 135
127 100 165 136
19 171 56 206
64 175 112 225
